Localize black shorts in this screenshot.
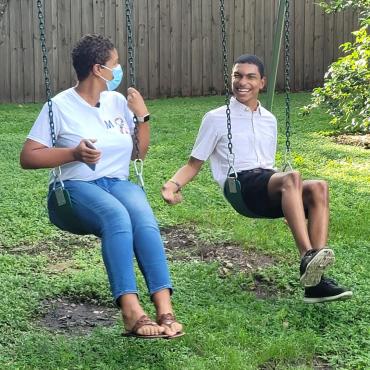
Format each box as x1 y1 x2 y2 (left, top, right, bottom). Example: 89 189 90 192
238 168 284 219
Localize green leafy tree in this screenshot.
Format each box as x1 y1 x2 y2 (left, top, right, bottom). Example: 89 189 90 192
319 0 370 25
303 1 370 134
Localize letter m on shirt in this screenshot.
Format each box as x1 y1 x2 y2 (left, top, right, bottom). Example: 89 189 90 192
104 120 114 129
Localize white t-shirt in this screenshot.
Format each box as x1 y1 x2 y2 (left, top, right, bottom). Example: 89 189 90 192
191 97 277 188
28 88 135 183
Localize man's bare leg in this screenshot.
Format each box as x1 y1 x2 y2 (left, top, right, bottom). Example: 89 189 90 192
267 171 312 256
302 180 329 248
267 171 334 286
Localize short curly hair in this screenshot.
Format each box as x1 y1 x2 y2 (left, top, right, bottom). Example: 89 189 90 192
72 34 115 81
233 54 265 78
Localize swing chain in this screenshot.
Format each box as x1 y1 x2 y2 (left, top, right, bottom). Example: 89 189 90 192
220 0 234 171
125 0 143 187
37 0 64 183
125 0 136 88
283 0 293 171
37 0 56 148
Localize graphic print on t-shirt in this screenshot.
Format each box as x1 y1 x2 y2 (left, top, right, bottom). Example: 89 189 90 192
103 116 130 135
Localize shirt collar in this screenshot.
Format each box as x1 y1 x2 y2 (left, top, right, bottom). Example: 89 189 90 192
230 96 263 115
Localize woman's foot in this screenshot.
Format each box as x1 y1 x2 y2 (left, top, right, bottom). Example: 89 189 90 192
157 312 184 338
152 289 185 338
120 293 165 338
123 314 166 338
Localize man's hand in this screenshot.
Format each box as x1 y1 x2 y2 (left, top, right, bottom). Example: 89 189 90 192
161 182 183 205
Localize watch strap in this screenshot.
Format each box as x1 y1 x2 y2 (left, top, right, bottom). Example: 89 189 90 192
136 114 150 123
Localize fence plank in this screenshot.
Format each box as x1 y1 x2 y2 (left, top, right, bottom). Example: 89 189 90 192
334 10 344 60
244 0 255 55
57 0 71 91
44 0 58 96
105 0 116 41
201 0 212 95
170 0 182 97
276 0 284 91
254 0 264 62
9 0 24 102
293 0 304 91
32 2 42 102
81 0 94 35
93 0 105 35
116 0 127 94
234 0 244 60
227 0 234 61
148 0 159 98
304 0 314 90
137 0 148 97
181 0 191 96
313 4 325 86
0 0 10 103
324 12 335 74
160 0 171 97
287 0 295 92
191 0 202 96
211 0 223 94
70 0 82 86
20 0 34 102
263 0 273 82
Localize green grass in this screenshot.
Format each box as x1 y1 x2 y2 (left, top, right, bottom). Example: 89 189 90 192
0 93 369 369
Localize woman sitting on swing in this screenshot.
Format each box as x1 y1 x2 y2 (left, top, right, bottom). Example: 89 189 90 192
162 54 352 304
20 34 183 339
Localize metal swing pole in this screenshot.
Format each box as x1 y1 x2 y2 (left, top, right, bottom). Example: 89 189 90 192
266 0 287 111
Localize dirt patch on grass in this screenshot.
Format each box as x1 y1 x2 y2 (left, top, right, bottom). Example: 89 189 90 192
38 297 119 335
259 356 332 370
3 233 99 262
313 357 333 369
332 134 369 149
5 227 275 278
37 225 279 335
161 226 275 275
161 226 282 298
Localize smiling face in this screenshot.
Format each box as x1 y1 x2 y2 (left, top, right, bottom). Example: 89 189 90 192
231 63 266 110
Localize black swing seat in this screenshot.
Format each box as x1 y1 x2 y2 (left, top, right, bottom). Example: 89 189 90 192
48 185 90 235
223 175 266 219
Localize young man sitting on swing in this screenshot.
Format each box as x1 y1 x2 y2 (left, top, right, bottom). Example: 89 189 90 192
161 54 352 303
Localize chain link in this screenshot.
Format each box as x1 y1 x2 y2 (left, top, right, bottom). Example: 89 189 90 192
37 0 56 148
125 0 136 88
220 0 234 165
125 0 140 161
284 0 292 165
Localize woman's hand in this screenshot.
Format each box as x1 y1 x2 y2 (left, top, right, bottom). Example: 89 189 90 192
73 139 102 164
127 87 149 117
161 182 183 205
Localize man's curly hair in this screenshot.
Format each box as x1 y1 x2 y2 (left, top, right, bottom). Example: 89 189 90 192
72 34 114 81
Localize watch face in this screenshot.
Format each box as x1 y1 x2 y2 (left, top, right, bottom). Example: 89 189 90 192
138 114 150 122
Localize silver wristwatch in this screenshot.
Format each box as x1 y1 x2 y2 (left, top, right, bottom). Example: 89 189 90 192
136 114 150 123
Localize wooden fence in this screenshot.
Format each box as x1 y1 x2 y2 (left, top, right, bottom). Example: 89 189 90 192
0 0 359 103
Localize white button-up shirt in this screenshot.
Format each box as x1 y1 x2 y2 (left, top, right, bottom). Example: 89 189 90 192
191 97 277 188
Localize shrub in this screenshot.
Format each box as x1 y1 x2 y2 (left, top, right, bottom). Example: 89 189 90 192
303 26 370 134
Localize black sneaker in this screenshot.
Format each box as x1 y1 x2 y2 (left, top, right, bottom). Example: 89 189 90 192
304 276 353 303
300 248 335 287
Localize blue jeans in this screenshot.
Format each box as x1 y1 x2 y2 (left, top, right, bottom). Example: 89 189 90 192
48 177 172 303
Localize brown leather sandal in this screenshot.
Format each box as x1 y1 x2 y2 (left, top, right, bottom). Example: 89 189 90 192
157 313 185 339
123 315 168 339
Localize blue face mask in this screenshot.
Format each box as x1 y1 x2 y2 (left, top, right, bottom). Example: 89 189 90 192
100 64 123 91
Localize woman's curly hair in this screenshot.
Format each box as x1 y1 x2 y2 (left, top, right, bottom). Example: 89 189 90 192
72 34 114 81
